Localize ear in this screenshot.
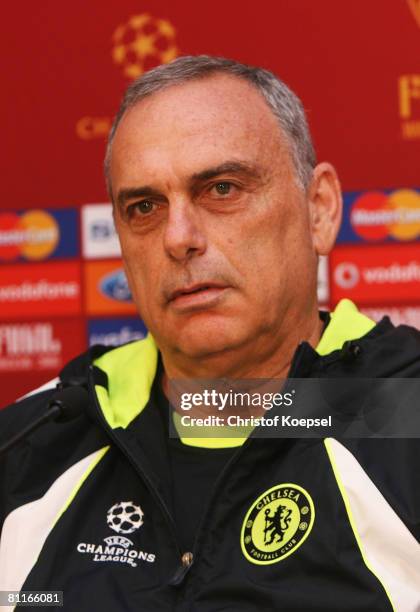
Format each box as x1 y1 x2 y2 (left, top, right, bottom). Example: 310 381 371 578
307 162 342 255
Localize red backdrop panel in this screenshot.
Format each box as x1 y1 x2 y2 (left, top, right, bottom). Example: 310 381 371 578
1 0 420 404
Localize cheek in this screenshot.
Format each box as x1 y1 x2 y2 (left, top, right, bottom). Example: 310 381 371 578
233 216 311 300
121 245 158 312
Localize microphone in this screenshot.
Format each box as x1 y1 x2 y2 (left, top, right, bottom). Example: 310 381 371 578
0 386 89 456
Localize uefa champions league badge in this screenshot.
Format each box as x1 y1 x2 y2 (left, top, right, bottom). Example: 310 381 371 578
76 501 156 567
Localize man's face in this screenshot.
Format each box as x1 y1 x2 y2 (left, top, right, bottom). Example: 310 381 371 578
111 74 319 363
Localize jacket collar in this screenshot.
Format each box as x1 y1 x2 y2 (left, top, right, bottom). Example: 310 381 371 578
89 299 378 435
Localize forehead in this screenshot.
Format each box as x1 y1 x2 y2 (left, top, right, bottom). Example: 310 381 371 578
110 74 291 181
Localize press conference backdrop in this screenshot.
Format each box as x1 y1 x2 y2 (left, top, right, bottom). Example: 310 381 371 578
1 1 420 405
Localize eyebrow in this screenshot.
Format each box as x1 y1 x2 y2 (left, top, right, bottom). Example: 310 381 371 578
115 160 263 210
116 186 160 210
190 161 262 183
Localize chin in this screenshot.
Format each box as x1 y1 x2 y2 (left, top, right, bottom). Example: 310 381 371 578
171 320 246 360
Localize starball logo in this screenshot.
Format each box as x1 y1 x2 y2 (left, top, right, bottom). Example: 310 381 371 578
407 0 420 28
76 501 156 568
76 13 179 140
111 14 179 80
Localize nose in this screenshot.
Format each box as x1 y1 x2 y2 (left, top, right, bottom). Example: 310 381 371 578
163 198 207 262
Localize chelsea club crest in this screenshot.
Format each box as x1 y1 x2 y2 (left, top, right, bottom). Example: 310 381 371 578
241 483 315 565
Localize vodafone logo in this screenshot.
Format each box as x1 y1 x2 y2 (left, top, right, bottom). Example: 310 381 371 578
0 280 78 302
334 263 360 289
331 245 420 304
335 261 420 289
0 261 82 318
363 261 420 284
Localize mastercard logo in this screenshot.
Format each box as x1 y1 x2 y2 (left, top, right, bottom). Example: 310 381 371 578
350 189 420 241
0 210 59 261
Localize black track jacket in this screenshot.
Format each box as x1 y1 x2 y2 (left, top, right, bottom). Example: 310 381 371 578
1 300 420 611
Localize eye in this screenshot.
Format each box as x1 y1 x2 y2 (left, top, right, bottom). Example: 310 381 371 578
213 182 232 195
128 200 154 216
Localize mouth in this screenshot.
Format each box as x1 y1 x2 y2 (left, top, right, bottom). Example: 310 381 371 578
168 283 229 311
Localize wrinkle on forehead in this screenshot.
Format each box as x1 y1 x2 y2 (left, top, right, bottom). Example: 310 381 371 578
110 74 293 186
122 73 280 137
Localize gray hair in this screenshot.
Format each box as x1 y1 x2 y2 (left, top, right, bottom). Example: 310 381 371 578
104 55 316 197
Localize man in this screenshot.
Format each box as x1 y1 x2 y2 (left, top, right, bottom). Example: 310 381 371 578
1 56 419 611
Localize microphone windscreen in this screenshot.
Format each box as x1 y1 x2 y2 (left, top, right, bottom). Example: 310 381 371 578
48 386 90 422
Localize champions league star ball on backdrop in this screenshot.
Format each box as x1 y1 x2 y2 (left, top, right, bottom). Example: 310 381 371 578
112 13 179 79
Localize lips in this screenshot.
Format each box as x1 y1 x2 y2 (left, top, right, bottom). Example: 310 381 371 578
169 282 227 302
167 282 229 311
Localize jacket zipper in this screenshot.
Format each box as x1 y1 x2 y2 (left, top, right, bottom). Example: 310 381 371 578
87 365 185 577
88 340 314 593
183 342 314 593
